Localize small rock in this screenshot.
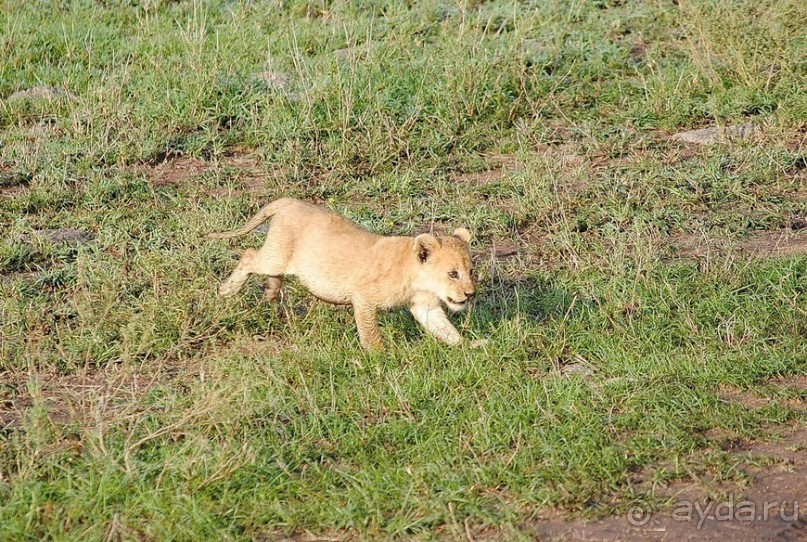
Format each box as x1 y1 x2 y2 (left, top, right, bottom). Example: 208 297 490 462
493 245 520 259
19 229 95 245
7 86 75 103
671 124 759 145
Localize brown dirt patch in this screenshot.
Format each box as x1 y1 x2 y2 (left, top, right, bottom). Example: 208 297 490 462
450 169 509 186
139 149 282 196
536 142 587 168
0 364 165 431
0 167 31 197
768 375 807 392
530 424 807 542
412 221 450 237
668 230 807 261
6 86 76 103
552 178 592 196
718 384 770 410
0 184 29 197
738 231 807 257
449 153 524 186
670 124 761 146
766 375 807 412
490 243 520 260
147 156 218 186
630 37 648 61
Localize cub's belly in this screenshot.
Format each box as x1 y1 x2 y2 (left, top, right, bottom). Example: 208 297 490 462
290 272 353 305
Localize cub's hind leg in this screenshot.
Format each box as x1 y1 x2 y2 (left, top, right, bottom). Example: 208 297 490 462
219 248 258 297
263 276 283 301
218 235 290 298
252 236 291 301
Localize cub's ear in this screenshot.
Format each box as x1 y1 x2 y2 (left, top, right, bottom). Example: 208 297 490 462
414 234 440 263
452 228 472 244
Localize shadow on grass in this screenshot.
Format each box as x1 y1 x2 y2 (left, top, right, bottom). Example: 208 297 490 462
383 274 583 347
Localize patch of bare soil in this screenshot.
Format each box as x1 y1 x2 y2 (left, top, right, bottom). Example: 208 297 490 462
16 228 96 245
537 142 587 168
769 376 807 392
412 220 451 237
670 124 761 146
147 155 217 186
449 153 524 186
0 167 31 197
718 384 771 410
738 231 807 257
530 424 807 542
450 169 510 186
767 376 807 412
140 149 282 196
489 242 520 260
668 230 807 261
0 365 164 431
6 86 76 103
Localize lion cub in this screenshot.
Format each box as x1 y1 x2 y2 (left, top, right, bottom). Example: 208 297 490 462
207 198 479 350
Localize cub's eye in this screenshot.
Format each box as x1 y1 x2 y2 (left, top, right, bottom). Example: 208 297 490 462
448 271 459 280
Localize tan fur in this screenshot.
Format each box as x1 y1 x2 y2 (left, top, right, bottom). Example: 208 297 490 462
206 198 480 350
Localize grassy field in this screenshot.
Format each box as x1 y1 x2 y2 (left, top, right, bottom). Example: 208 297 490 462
1 0 805 540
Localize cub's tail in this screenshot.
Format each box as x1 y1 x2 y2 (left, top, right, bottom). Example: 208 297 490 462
205 198 292 239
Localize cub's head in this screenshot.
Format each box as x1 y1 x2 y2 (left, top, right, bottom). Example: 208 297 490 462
413 228 476 312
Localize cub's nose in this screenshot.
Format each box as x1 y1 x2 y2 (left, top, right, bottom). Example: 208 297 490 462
464 291 476 300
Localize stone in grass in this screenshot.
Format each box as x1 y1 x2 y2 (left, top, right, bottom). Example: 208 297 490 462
19 229 95 245
493 244 520 259
6 86 76 103
671 124 759 145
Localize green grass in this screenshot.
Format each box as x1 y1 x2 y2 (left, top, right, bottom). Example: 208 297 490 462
1 0 805 540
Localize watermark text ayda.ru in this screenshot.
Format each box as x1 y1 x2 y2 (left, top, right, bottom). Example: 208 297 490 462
628 496 800 529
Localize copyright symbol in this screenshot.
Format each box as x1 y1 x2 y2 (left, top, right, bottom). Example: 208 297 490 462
627 504 652 526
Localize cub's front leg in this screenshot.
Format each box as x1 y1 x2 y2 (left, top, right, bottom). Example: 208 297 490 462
353 301 383 351
409 303 463 346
